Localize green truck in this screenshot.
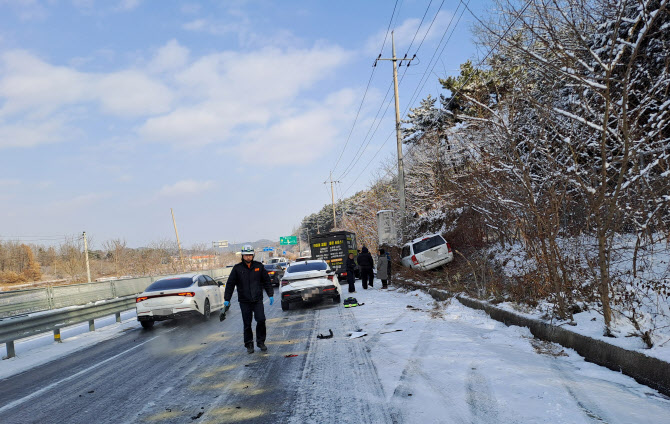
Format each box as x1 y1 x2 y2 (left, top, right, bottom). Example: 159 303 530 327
309 231 358 278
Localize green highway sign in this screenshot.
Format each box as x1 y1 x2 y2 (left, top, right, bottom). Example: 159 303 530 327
280 236 297 245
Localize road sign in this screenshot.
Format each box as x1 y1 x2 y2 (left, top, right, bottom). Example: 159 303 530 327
283 250 286 255
280 236 297 245
217 240 228 248
262 247 274 252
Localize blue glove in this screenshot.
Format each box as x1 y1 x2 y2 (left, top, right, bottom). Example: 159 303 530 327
224 301 230 307
269 297 274 306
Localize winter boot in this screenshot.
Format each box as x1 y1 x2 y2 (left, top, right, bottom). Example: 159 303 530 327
246 345 254 354
258 343 268 352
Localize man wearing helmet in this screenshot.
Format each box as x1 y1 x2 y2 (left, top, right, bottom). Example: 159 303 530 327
224 244 274 354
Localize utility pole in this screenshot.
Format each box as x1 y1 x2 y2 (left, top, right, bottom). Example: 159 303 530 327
324 171 340 228
375 31 414 241
83 231 92 283
171 208 186 272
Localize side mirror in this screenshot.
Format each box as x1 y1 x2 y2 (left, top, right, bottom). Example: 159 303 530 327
326 269 335 275
217 281 223 287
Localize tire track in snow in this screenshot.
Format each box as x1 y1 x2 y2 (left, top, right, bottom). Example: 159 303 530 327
287 305 394 424
465 364 501 423
387 322 468 424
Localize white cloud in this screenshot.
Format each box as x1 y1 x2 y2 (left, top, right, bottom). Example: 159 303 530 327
139 44 351 151
157 180 216 197
49 192 111 212
148 39 189 73
0 118 69 148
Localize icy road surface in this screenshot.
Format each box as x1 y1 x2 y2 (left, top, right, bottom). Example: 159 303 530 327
1 281 669 423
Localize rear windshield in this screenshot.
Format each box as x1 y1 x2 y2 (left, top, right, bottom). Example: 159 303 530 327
264 264 279 270
412 235 446 254
286 262 328 273
145 277 194 291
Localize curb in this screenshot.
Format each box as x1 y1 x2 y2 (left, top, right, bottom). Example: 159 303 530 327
397 281 670 397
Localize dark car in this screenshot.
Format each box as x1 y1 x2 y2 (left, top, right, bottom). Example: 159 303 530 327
264 263 285 286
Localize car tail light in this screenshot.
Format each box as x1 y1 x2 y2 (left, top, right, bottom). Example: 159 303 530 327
177 292 195 297
411 255 419 265
136 296 148 303
281 280 290 286
447 242 452 253
341 272 347 276
327 275 334 281
268 271 275 275
324 288 336 291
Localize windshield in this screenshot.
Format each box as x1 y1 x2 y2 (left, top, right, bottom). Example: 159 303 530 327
145 277 194 291
413 235 446 254
264 264 279 270
286 262 328 273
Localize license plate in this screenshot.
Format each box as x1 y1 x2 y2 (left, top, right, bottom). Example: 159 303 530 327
301 288 320 301
153 308 172 316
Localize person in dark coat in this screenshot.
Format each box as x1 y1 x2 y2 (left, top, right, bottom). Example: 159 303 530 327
345 252 357 293
377 248 389 289
357 246 375 289
224 244 274 354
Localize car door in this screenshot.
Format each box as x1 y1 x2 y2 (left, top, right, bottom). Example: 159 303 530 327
196 275 212 312
205 275 222 309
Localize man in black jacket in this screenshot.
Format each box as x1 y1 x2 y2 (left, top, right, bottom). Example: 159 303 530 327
357 246 375 289
224 245 274 354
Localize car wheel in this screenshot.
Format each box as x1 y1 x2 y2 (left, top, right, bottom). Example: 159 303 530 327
281 300 289 311
333 295 341 303
202 299 211 321
140 320 154 330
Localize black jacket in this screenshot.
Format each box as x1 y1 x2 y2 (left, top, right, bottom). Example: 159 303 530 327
345 256 356 272
224 260 273 303
357 248 374 269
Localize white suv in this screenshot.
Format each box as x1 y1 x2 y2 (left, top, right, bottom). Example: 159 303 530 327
401 233 453 271
279 259 341 311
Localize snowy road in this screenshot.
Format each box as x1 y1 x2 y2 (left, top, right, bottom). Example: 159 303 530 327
1 282 669 423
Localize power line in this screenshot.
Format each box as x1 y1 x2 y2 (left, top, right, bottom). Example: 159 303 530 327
337 0 460 190
330 0 401 175
340 0 534 199
336 1 441 183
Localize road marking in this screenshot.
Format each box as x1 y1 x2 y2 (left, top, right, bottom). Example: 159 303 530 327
0 328 176 415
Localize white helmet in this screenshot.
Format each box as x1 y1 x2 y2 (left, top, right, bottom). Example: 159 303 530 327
240 245 254 255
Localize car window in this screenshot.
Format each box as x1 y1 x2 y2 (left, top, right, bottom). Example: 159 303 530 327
401 245 411 258
204 275 215 285
197 275 208 286
145 277 194 291
286 262 328 273
412 235 446 254
264 264 277 270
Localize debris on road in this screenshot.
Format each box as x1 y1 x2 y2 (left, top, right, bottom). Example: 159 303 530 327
317 329 333 339
348 332 367 339
285 354 299 358
380 329 403 334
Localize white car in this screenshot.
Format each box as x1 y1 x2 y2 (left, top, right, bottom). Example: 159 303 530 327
269 257 288 265
279 259 341 311
401 233 454 271
135 273 225 329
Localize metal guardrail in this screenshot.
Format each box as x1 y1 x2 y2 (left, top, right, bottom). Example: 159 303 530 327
0 267 234 359
1 296 137 358
0 268 232 319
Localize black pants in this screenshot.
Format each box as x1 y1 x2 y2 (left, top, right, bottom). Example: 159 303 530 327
347 272 355 292
381 279 388 288
239 301 266 347
361 268 374 289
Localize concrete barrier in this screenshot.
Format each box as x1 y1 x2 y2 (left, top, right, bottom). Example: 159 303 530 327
394 280 670 397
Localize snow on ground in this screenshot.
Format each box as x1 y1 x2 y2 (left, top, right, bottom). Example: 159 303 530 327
2 278 670 422
491 235 670 363
0 310 140 379
344 280 670 423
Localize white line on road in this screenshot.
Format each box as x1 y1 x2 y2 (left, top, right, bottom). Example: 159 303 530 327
0 328 177 415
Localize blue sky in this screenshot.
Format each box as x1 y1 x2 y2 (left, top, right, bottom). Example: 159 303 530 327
0 0 487 248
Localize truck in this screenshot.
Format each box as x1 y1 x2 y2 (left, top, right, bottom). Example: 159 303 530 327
309 231 357 278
